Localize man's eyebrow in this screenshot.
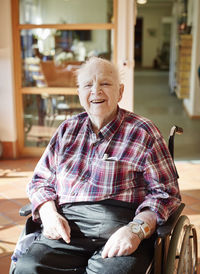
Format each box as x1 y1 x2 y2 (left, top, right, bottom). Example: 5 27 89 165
79 80 92 86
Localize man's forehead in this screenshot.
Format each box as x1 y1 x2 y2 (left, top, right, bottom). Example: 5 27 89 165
78 62 117 81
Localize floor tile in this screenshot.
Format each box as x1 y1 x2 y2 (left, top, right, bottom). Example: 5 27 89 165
0 254 13 274
0 214 12 227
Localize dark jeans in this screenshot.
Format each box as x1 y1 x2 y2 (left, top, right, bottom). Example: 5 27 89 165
14 200 155 274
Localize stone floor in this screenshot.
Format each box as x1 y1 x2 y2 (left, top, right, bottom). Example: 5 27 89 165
134 69 200 161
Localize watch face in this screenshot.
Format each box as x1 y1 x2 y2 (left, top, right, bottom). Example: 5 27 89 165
131 224 141 233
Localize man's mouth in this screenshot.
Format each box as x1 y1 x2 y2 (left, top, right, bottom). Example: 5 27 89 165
90 99 105 104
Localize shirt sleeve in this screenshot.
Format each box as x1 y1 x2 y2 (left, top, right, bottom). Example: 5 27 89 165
27 128 60 221
135 136 181 225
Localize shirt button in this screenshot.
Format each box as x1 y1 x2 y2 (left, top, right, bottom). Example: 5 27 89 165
163 193 169 198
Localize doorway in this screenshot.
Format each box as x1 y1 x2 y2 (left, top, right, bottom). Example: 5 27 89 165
134 2 200 160
134 17 143 68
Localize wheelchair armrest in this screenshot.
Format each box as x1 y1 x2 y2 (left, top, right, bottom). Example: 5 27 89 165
156 203 185 238
19 203 32 216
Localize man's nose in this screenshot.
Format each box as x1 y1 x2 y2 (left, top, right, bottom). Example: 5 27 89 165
91 84 101 94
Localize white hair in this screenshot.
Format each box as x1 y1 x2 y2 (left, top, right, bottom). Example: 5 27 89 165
76 57 120 86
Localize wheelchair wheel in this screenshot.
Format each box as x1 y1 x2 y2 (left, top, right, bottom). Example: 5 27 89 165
164 215 198 274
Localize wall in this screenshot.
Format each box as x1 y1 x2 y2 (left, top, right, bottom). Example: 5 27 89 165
137 3 172 68
117 0 135 112
183 0 200 117
0 0 17 158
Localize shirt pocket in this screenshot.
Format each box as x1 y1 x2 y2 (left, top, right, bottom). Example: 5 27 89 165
90 159 140 195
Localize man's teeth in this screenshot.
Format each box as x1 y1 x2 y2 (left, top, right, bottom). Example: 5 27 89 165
91 100 105 103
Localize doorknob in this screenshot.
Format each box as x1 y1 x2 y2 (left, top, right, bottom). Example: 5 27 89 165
123 60 128 66
123 60 135 67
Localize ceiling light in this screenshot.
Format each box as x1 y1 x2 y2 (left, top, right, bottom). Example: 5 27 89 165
137 0 147 4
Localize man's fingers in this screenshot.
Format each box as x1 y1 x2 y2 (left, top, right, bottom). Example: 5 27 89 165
117 247 128 257
102 243 109 258
43 229 61 239
102 244 120 258
107 247 118 258
102 244 130 258
102 241 114 258
58 219 71 243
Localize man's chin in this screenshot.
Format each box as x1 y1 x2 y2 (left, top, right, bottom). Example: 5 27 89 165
89 108 107 116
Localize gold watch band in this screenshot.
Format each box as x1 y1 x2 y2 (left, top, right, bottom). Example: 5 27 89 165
133 219 151 238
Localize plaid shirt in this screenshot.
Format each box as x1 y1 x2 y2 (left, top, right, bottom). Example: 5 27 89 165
28 107 181 224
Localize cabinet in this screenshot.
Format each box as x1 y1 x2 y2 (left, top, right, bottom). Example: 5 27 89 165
176 34 192 98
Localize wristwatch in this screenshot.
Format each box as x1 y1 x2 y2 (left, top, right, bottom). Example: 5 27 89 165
127 219 150 240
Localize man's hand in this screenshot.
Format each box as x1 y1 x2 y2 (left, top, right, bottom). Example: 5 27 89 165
102 225 141 258
39 201 71 243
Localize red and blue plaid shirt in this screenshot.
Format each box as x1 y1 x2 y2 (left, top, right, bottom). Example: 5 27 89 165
28 107 181 224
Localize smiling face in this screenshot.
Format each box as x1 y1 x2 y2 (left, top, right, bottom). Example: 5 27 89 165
77 58 124 129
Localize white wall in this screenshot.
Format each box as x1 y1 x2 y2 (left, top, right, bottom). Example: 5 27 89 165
184 0 200 117
137 4 172 67
0 0 16 142
117 0 135 112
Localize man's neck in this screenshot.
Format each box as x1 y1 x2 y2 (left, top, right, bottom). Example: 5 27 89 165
90 117 106 135
89 112 117 135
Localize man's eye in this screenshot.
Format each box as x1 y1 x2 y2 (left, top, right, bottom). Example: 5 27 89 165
84 84 92 88
101 82 110 86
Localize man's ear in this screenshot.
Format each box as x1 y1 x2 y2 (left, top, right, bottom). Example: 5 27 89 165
118 84 124 102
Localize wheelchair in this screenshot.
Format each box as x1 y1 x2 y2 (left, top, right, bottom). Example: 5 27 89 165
9 126 198 274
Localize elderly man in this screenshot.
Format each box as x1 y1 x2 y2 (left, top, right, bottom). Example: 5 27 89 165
14 57 181 274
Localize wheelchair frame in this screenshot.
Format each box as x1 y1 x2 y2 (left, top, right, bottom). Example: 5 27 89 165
10 126 198 274
147 126 198 274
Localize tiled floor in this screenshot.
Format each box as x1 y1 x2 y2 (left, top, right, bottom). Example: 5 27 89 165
0 159 200 273
134 70 200 160
0 158 38 273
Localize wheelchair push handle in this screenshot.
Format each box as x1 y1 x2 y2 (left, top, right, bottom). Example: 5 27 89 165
168 125 183 160
169 125 183 137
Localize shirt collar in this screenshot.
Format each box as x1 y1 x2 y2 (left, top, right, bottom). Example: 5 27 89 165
85 107 125 141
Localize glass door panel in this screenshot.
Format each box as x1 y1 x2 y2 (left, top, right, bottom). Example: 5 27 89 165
20 0 113 24
23 94 83 147
21 29 113 88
